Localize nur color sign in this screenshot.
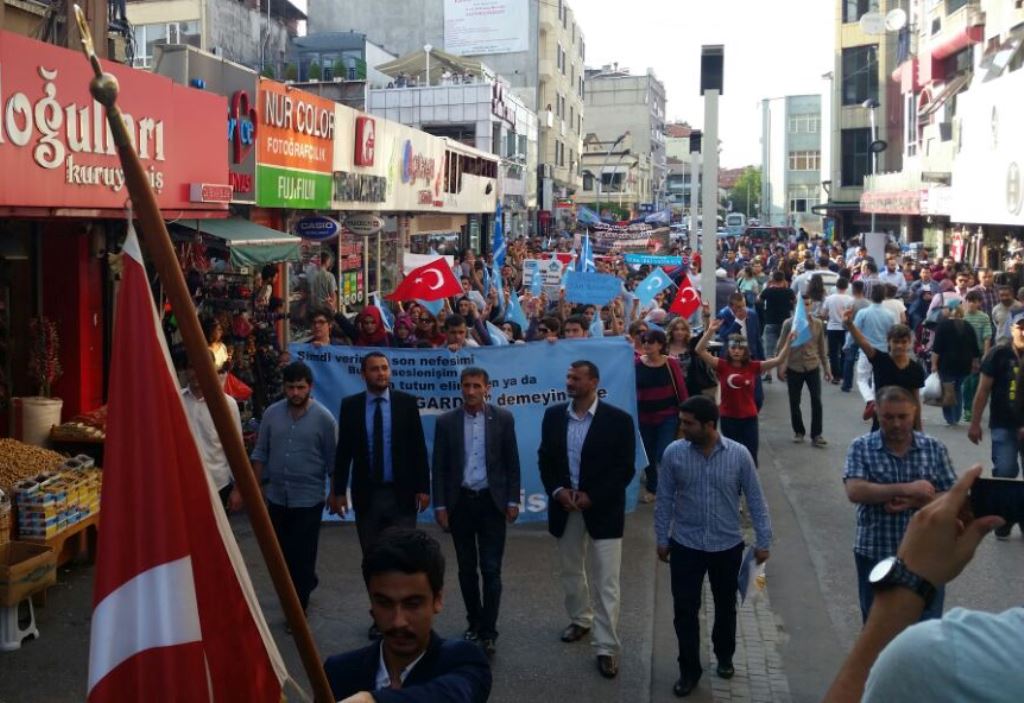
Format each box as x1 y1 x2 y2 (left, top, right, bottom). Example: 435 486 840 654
256 80 335 209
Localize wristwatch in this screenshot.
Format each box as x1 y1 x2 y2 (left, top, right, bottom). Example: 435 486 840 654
869 556 936 607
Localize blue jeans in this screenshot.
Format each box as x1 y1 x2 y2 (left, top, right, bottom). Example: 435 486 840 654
939 373 967 425
762 324 781 361
640 415 681 493
841 346 858 392
991 427 1024 479
854 552 944 624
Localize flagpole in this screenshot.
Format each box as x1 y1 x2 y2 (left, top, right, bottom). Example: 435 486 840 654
71 8 334 702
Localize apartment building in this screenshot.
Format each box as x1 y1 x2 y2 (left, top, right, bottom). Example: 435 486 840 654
761 95 825 232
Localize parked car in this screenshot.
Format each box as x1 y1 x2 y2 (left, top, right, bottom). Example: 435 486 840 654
744 226 795 243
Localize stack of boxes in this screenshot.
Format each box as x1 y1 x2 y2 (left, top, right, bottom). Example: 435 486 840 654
13 456 102 542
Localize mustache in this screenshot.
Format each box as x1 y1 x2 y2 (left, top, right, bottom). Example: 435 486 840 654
384 627 416 640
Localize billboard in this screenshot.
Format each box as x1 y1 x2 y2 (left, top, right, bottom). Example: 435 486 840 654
444 0 529 56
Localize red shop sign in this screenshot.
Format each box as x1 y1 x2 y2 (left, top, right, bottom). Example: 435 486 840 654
0 31 228 212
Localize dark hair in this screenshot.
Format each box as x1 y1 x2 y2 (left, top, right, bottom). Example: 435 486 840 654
571 359 600 380
628 320 648 337
282 361 313 384
362 528 445 595
261 264 277 281
563 314 588 331
836 277 849 291
865 261 878 274
642 328 668 353
964 290 983 303
851 280 866 295
460 366 490 384
202 318 222 342
502 320 524 341
728 291 746 307
875 385 916 407
771 271 786 283
807 274 825 301
870 285 886 304
540 316 561 334
309 307 332 324
887 324 912 342
680 395 719 426
360 351 388 373
444 313 468 330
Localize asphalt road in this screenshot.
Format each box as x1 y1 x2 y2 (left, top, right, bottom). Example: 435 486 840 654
2 376 1023 702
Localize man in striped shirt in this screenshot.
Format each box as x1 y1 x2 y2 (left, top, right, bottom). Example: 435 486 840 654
655 395 772 698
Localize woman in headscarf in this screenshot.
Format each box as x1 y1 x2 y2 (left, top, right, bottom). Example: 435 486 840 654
392 314 418 348
336 305 395 346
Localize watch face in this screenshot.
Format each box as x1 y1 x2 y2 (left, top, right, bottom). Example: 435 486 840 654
869 556 897 584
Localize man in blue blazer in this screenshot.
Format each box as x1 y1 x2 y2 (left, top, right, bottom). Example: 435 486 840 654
433 367 521 657
324 529 492 703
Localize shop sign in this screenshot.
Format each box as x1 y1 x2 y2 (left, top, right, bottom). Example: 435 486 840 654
344 213 384 236
0 30 226 211
256 80 335 209
354 116 376 166
227 89 257 200
491 83 517 128
294 215 342 240
859 189 922 215
189 183 233 203
401 140 437 185
332 172 387 203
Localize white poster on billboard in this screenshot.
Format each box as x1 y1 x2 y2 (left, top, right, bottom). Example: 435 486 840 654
444 0 529 56
951 69 1024 226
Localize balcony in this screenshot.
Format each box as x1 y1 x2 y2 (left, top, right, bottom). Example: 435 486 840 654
539 58 556 81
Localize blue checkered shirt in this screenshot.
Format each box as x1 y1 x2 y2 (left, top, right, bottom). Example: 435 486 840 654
843 431 957 560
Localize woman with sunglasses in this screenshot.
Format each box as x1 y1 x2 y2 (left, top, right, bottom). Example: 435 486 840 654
413 311 447 348
666 315 718 400
696 319 795 466
636 329 688 503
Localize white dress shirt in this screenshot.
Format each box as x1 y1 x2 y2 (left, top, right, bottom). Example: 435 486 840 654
374 642 426 690
181 387 241 490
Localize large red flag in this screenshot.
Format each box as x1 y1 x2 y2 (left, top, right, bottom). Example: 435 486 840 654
669 274 703 318
387 257 462 301
88 227 289 702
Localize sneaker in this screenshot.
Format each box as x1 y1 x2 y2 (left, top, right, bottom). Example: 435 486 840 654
812 436 828 447
995 524 1012 541
862 400 876 421
463 628 480 642
793 434 805 443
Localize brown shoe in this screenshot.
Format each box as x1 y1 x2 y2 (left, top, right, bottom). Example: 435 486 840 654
597 654 619 678
560 623 591 643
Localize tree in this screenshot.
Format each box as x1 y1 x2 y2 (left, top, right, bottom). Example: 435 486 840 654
727 166 761 218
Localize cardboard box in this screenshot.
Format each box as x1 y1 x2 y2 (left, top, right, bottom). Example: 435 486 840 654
0 541 56 606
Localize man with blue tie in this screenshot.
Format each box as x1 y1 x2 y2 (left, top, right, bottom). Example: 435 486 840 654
332 351 430 638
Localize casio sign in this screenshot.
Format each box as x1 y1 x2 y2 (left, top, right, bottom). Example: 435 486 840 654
294 216 342 240
344 213 385 236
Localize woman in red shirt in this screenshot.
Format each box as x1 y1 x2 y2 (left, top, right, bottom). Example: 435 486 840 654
695 319 794 465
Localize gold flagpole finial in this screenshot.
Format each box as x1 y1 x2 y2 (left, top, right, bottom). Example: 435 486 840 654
72 4 120 107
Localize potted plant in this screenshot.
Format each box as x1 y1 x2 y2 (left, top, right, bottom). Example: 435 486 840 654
14 317 63 447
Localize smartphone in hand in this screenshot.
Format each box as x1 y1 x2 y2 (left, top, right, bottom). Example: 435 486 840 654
970 478 1024 526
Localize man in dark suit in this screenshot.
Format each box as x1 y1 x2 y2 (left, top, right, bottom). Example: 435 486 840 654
538 360 636 680
330 351 430 637
433 367 521 657
324 529 492 703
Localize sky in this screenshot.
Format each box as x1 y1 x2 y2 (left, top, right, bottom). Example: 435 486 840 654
571 0 836 169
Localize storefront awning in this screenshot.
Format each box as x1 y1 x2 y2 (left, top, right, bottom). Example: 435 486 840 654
180 218 301 267
919 72 971 119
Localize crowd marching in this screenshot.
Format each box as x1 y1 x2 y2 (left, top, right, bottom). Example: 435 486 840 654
183 226 1024 702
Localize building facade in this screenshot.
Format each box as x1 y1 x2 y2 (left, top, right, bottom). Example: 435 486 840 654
305 0 586 233
284 32 398 110
583 65 667 211
126 0 303 76
761 95 824 232
576 133 652 217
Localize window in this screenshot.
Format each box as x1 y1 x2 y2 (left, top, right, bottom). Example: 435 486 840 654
905 93 918 157
788 150 821 171
946 0 969 12
788 114 820 133
583 173 594 191
789 185 819 213
557 43 563 72
570 106 574 128
843 0 879 23
132 21 201 68
842 45 878 105
841 128 872 187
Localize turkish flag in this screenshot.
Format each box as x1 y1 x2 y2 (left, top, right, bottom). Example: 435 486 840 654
670 274 702 318
387 257 463 301
88 227 287 702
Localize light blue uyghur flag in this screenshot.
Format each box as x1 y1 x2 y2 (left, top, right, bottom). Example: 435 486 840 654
634 267 673 307
371 292 394 332
529 267 543 295
505 290 528 329
486 320 508 346
492 203 506 267
490 263 504 313
577 233 595 273
589 316 605 338
792 292 812 347
416 298 444 317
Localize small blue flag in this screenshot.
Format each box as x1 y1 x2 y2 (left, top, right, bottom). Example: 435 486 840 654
371 292 394 332
505 290 528 329
492 203 506 267
589 316 605 338
416 298 444 317
792 293 812 347
577 233 595 273
634 267 673 307
486 320 508 345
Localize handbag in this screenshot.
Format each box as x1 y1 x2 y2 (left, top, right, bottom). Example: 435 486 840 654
940 381 957 408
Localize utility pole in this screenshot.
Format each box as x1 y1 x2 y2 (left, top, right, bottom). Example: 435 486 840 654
689 132 701 251
700 45 723 311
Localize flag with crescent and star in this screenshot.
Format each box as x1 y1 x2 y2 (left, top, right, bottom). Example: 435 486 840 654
635 267 673 307
387 258 462 301
792 293 813 347
577 233 596 273
669 274 702 318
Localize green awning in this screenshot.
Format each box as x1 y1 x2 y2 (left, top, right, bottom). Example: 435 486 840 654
186 218 301 267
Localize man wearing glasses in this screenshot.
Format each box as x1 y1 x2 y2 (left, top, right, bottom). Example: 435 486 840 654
310 308 338 347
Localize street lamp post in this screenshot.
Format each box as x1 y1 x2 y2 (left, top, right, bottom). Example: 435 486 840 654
862 98 885 234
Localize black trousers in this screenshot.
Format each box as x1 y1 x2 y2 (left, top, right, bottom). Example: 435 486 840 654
449 490 508 640
355 484 416 554
267 501 323 611
786 367 823 438
826 330 845 381
669 540 744 682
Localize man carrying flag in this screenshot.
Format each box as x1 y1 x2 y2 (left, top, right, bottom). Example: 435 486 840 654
777 292 831 447
88 228 290 702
